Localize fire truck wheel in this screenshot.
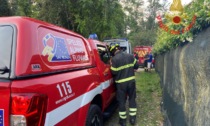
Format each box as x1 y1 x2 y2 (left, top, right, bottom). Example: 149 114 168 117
86 104 103 126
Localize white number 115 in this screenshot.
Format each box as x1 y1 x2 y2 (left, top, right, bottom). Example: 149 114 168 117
56 81 72 97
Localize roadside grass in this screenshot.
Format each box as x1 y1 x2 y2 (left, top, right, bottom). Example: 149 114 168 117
104 69 163 126
135 70 163 126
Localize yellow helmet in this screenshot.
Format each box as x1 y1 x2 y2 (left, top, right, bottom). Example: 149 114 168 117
109 44 119 52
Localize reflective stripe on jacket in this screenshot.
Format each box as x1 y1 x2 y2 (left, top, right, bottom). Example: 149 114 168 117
111 51 139 84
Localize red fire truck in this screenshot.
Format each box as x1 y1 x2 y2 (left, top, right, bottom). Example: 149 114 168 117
133 46 152 67
0 16 116 126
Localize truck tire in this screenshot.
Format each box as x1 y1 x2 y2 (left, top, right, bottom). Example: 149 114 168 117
86 104 103 126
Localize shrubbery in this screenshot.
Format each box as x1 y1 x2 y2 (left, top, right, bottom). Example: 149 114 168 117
153 0 210 55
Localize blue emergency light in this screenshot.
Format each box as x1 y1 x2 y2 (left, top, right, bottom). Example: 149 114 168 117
88 33 98 40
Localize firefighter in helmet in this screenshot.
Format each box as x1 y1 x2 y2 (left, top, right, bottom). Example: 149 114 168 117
109 44 139 126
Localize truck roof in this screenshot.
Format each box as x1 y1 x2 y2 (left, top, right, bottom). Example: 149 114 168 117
103 38 128 42
0 16 95 79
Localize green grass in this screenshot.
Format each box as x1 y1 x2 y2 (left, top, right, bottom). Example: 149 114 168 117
104 69 163 126
135 70 163 126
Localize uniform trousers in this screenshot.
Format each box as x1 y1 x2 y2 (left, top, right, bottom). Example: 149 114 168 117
116 81 137 119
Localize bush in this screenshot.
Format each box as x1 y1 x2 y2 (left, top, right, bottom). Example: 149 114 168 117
153 0 210 55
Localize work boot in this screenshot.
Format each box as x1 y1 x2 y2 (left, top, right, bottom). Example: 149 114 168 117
129 116 136 125
119 118 126 126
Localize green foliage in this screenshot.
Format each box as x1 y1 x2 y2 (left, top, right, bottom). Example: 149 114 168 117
1 0 127 40
1 0 157 44
75 0 126 39
10 0 33 16
128 0 163 48
33 0 126 40
122 0 144 33
0 0 11 16
34 0 76 30
153 0 210 55
129 29 157 48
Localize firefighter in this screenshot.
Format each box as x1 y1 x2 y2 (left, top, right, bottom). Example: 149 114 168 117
109 44 139 126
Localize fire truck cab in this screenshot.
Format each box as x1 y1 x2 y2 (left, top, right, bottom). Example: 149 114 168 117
0 16 116 126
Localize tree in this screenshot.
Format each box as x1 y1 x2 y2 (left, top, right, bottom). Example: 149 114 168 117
35 0 75 30
10 0 33 16
121 0 144 33
36 0 126 40
0 0 11 16
4 0 132 41
128 0 166 47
